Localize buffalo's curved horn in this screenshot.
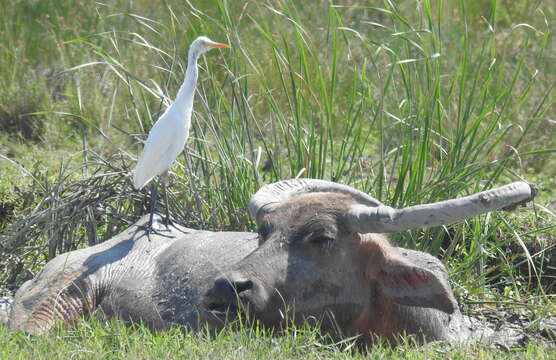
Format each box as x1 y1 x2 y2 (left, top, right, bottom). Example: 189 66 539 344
248 179 383 222
346 182 537 233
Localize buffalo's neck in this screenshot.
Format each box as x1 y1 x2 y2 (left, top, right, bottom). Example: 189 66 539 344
351 294 400 345
351 288 453 345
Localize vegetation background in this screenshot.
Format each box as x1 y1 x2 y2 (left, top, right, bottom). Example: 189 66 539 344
0 0 554 358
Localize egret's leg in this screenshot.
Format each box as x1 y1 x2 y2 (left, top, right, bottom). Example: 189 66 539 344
162 180 173 227
147 183 158 232
136 181 175 239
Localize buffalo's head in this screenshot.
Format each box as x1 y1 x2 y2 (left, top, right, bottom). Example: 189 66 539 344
202 179 459 341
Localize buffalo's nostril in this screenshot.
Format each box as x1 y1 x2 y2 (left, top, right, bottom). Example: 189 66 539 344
232 280 253 294
212 276 253 297
207 276 253 310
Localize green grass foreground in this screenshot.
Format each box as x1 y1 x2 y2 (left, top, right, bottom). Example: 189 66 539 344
0 0 555 357
0 320 553 360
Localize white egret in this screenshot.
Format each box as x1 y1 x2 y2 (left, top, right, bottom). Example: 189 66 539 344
133 36 229 233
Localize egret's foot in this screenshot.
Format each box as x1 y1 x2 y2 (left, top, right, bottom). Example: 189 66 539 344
135 221 175 240
162 216 190 235
163 216 175 228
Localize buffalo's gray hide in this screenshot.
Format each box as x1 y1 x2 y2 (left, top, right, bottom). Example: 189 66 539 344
8 215 258 334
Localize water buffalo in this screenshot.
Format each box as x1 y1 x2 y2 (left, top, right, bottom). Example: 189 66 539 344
7 179 536 344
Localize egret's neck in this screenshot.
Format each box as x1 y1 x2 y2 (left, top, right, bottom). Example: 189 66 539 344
173 51 199 118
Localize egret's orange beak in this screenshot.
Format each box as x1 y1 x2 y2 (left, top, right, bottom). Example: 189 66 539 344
208 42 230 49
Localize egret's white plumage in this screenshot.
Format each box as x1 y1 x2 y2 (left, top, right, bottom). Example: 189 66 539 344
133 36 229 190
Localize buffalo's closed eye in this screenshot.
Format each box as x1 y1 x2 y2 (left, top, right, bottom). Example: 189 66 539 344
310 236 334 248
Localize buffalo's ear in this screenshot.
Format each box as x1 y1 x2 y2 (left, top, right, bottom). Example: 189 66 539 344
362 235 458 314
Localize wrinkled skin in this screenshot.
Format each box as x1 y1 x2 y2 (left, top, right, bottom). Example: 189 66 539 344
203 193 467 344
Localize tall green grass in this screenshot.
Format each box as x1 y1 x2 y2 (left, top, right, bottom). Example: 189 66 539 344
0 0 554 315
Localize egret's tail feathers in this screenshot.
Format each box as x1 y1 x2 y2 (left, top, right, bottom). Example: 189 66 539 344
132 167 154 190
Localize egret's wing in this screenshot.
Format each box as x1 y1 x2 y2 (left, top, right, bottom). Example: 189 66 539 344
133 113 180 190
